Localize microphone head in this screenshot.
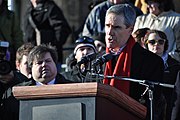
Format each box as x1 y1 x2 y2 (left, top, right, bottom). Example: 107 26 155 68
101 53 113 63
93 53 113 66
77 53 96 65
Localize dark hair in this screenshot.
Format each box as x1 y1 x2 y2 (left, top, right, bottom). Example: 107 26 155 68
16 42 34 63
144 30 168 52
28 44 58 69
145 0 174 11
133 28 150 44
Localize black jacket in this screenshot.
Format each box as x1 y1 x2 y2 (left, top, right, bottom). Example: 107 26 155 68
129 43 165 120
171 71 180 120
23 0 71 63
0 71 30 120
162 55 180 120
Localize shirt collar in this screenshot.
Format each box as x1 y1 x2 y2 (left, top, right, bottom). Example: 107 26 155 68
36 79 56 86
150 10 172 18
110 44 126 55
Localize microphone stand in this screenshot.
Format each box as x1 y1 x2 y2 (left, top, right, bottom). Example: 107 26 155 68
90 73 174 120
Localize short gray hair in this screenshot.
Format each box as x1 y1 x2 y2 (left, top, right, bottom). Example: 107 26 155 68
106 4 136 28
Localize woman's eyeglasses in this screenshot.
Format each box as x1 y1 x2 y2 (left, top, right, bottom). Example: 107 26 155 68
146 39 165 45
75 36 94 44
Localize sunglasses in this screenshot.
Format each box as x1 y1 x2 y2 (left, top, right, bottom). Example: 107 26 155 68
147 39 165 45
75 36 94 44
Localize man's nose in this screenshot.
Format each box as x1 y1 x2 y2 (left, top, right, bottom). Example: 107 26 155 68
107 26 113 35
83 49 89 55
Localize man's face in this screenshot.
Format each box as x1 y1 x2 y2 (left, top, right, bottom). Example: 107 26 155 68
31 52 57 83
105 13 132 52
147 1 161 15
16 55 30 78
75 46 95 62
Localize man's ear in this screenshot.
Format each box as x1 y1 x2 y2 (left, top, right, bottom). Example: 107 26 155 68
16 61 20 70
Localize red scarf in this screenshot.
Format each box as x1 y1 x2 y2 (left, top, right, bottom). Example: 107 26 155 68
103 36 135 95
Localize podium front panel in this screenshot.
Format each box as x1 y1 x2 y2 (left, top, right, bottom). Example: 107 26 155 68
20 97 96 120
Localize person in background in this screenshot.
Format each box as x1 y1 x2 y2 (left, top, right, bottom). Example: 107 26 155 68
27 44 72 85
133 0 180 62
16 42 34 79
23 0 71 72
132 27 150 48
61 36 98 83
0 41 29 120
0 0 23 70
144 29 180 120
82 0 143 42
103 4 165 119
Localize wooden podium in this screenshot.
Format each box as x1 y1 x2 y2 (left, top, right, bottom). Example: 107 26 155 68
13 82 147 120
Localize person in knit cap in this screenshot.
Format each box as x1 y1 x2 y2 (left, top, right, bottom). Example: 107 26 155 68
61 36 98 83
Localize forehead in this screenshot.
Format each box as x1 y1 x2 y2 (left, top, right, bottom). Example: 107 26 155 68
148 33 161 40
34 52 51 61
105 13 124 25
77 46 94 51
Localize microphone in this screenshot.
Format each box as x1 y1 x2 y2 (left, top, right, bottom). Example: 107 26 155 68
77 53 96 66
93 53 113 66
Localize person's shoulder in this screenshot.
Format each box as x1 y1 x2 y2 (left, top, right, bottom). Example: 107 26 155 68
168 55 180 66
61 71 72 78
166 10 180 17
136 13 149 20
133 43 163 62
91 1 109 12
56 73 74 84
13 71 32 86
14 71 29 82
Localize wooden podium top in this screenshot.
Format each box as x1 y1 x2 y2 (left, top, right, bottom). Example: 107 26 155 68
13 82 147 119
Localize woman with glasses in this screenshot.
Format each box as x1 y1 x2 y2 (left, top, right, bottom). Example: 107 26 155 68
133 0 180 62
144 29 180 120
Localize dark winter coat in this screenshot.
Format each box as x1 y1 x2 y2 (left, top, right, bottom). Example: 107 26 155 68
23 0 71 63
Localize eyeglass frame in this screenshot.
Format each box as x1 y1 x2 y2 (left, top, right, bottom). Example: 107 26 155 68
146 39 166 45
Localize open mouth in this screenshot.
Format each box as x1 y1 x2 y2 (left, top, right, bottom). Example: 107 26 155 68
108 36 114 42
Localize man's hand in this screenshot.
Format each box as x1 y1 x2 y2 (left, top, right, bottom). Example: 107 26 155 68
0 71 14 84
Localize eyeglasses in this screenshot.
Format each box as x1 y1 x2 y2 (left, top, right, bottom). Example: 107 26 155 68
146 39 165 45
75 36 94 44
